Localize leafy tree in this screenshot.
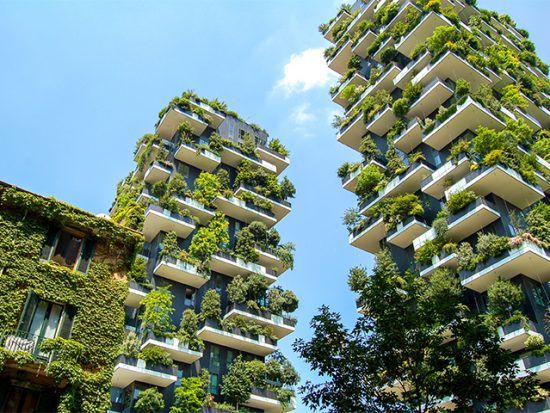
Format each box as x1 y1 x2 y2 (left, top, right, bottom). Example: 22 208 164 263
356 164 385 198
220 355 252 409
294 249 539 413
160 231 180 259
487 279 524 321
177 309 204 351
140 286 175 336
200 289 221 322
170 377 207 413
134 388 165 413
193 172 221 207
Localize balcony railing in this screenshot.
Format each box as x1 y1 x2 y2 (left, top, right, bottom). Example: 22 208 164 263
146 204 196 226
238 183 291 208
226 303 297 328
0 330 50 362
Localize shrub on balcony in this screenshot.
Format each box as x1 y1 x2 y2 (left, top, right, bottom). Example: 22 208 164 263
526 202 550 246
375 1 400 26
177 309 204 351
341 84 367 106
139 346 173 367
392 98 410 118
448 138 472 163
227 274 269 312
446 190 478 215
359 134 381 160
343 208 361 232
385 144 407 176
268 138 289 156
455 78 471 98
188 212 229 269
171 374 209 413
501 85 528 111
371 194 424 230
200 289 221 323
277 242 296 270
442 6 460 25
193 172 221 207
241 133 258 157
420 0 442 12
487 279 524 323
408 151 426 164
221 355 253 410
134 388 165 413
121 331 140 359
415 239 443 265
348 266 368 293
456 242 476 271
380 47 399 65
129 256 148 285
426 25 460 57
355 164 385 199
532 135 550 161
222 315 275 340
160 231 180 259
268 287 299 314
403 81 423 102
236 191 273 211
476 233 510 263
140 286 176 337
363 90 393 124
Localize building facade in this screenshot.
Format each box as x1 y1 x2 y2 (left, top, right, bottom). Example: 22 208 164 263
109 92 298 413
322 0 550 410
0 181 141 413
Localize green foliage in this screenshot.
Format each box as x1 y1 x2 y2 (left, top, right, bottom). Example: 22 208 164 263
267 287 299 315
135 388 165 413
426 26 460 57
138 346 173 367
526 202 550 246
359 135 380 160
200 289 221 322
415 239 442 265
120 331 140 359
532 136 550 161
446 190 478 215
375 1 400 26
188 212 229 268
402 81 423 102
140 286 176 337
455 78 471 98
347 266 368 293
380 47 399 65
220 355 252 408
476 233 510 263
222 315 275 339
501 84 528 110
456 242 476 272
128 256 148 284
268 138 289 156
391 98 410 118
170 376 207 413
487 280 524 321
370 194 424 230
193 172 221 207
355 164 385 198
160 231 180 259
177 309 204 351
276 242 296 270
342 208 360 232
227 274 268 309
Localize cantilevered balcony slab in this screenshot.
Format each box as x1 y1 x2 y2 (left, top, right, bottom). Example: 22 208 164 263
460 241 550 293
342 159 386 193
372 37 396 63
213 195 277 227
224 304 296 339
143 205 196 242
198 320 277 356
188 98 225 129
157 107 208 139
366 105 397 136
174 196 215 225
331 72 369 108
125 280 149 308
387 216 430 249
210 252 278 284
327 39 353 76
220 146 277 173
407 78 453 120
257 145 290 174
234 184 291 222
395 12 453 57
352 30 378 59
360 161 434 214
520 353 550 383
245 388 296 413
154 256 208 289
381 1 421 35
445 164 544 209
174 143 221 172
254 245 287 275
144 161 172 185
337 112 367 152
522 94 550 129
498 320 537 352
347 65 401 116
423 97 506 151
446 198 501 241
421 153 471 199
345 0 378 39
515 109 542 132
412 51 492 93
419 252 458 278
349 217 385 253
112 356 177 388
393 118 423 153
394 51 432 89
323 9 352 43
140 332 203 364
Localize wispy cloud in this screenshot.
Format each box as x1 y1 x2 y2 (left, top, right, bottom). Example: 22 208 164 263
275 48 336 96
290 103 316 126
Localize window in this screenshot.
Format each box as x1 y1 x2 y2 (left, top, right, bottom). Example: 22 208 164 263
210 347 220 369
226 350 235 369
184 288 195 307
178 163 190 178
238 129 246 142
209 373 219 395
214 276 223 294
52 231 83 269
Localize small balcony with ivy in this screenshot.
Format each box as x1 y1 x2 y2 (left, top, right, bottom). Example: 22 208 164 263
223 303 296 340
322 7 352 43
418 250 458 278
111 355 178 389
518 352 550 384
210 252 278 284
406 77 454 120
142 204 196 242
393 50 432 89
326 38 353 76
393 117 423 153
153 255 208 289
139 330 203 364
331 72 369 108
143 161 172 185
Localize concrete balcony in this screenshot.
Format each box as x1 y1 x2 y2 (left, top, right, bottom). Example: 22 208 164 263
520 353 550 383
366 104 397 136
423 97 506 151
344 0 378 40
412 51 492 93
327 39 353 76
136 188 158 205
140 331 203 364
254 244 287 275
337 111 367 152
349 216 385 253
153 256 208 289
387 216 430 249
210 252 278 284
213 195 277 227
257 144 290 174
522 93 550 129
197 319 277 356
498 320 537 352
460 241 550 293
174 195 215 225
331 72 369 108
174 142 221 172
445 164 545 209
111 355 177 388
143 161 172 185
341 158 386 193
245 387 296 413
394 51 432 89
157 106 208 139
188 98 225 129
143 204 196 242
421 153 471 200
380 1 421 37
125 280 149 308
323 9 352 43
224 303 296 339
221 145 277 173
359 161 434 214
419 251 458 278
234 184 291 222
395 12 453 57
407 77 453 120
393 118 423 153
352 30 378 59
371 37 396 63
515 108 543 132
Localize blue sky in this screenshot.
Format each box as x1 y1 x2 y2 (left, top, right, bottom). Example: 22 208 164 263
0 0 548 411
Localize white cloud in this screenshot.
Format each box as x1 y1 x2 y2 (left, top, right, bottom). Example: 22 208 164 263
276 48 336 95
290 103 316 126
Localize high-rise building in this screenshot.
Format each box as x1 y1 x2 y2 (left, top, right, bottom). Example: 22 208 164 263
322 0 550 410
109 92 298 413
0 181 140 412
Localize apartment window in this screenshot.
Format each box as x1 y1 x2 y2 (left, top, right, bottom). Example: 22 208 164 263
184 288 195 307
238 129 246 141
210 347 220 369
226 350 235 369
52 231 83 269
209 373 219 395
214 276 223 294
41 227 96 273
177 163 190 178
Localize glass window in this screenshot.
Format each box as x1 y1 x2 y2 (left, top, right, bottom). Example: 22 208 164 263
51 231 83 269
178 163 190 178
184 288 195 307
227 350 235 368
210 347 220 369
209 373 219 395
215 276 223 294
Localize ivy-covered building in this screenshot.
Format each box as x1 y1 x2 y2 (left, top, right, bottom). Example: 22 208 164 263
109 92 298 413
0 181 141 413
323 0 550 410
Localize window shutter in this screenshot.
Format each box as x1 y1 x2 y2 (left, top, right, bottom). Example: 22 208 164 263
58 306 76 339
40 227 59 261
17 291 39 333
76 238 96 273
